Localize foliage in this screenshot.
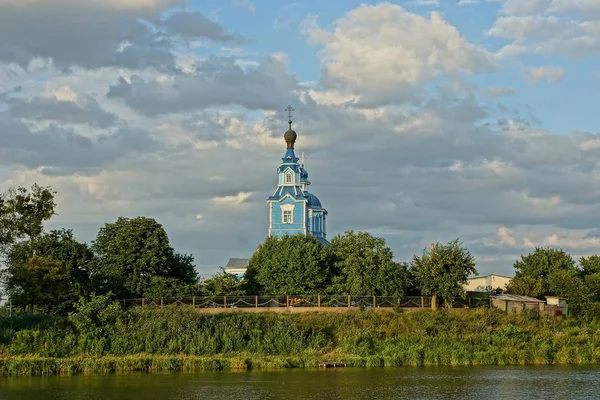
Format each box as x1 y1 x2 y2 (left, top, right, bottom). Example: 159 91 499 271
4 308 600 375
579 255 600 276
202 273 245 296
68 293 121 339
0 184 56 250
329 231 409 296
507 247 578 297
411 239 477 308
3 256 73 314
244 235 333 295
5 229 93 300
89 217 198 298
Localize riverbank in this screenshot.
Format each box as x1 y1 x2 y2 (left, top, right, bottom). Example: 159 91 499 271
1 307 599 376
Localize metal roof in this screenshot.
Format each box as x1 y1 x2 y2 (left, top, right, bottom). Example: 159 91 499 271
225 258 250 268
467 274 513 280
490 294 544 303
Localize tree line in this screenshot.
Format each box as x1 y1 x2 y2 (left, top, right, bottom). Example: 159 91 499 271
1 184 599 318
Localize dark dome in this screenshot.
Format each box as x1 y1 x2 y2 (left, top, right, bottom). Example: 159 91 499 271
284 127 297 149
300 167 308 180
306 192 322 208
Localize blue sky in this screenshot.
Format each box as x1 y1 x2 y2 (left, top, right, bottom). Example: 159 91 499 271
0 0 600 277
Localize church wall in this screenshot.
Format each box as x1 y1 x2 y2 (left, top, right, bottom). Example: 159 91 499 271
269 198 306 237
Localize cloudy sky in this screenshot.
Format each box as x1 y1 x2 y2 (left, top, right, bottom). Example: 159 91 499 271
1 0 599 277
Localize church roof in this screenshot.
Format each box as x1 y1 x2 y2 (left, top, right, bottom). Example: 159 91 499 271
225 258 250 268
306 192 322 208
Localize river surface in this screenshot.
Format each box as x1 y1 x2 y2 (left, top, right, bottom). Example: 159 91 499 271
1 366 599 400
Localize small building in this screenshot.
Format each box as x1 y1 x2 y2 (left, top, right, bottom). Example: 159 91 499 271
490 294 544 313
465 274 512 293
545 296 568 317
223 258 249 279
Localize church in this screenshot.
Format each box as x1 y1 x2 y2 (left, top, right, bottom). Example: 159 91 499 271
224 108 329 278
267 110 329 245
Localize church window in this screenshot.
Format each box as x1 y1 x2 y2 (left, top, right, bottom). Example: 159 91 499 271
283 210 293 224
286 173 293 184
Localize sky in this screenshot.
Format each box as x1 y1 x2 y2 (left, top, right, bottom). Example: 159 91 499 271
0 0 600 278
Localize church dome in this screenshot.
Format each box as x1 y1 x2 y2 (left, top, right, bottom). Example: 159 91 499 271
306 192 322 208
300 167 308 180
284 126 297 149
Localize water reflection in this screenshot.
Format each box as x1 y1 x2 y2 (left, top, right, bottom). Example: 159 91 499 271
1 366 598 400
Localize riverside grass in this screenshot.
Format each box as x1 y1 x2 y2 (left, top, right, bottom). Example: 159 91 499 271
1 307 600 376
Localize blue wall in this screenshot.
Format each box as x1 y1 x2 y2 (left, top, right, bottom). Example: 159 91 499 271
269 197 306 237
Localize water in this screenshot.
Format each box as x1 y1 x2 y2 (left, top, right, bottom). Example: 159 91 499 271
1 366 599 400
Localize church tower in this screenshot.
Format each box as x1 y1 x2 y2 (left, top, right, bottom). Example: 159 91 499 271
267 106 328 245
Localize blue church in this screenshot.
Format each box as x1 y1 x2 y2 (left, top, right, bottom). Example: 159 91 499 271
267 111 329 245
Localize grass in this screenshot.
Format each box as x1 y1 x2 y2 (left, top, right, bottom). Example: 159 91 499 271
1 306 600 375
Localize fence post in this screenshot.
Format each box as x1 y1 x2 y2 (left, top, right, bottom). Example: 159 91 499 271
224 296 227 308
468 297 471 308
373 295 376 308
421 297 424 308
286 295 289 308
160 297 164 309
255 295 258 308
142 298 145 309
192 296 196 309
318 295 321 308
398 297 401 308
348 295 351 308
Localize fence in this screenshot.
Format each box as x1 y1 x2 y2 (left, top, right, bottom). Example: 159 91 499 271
119 295 490 311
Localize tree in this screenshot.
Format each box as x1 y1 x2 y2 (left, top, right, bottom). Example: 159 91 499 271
5 255 72 313
6 229 94 299
410 239 477 310
244 235 333 295
329 230 409 296
0 184 56 252
579 255 600 276
202 273 245 296
506 247 578 297
90 217 198 299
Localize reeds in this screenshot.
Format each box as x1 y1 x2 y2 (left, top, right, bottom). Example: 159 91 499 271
1 306 600 376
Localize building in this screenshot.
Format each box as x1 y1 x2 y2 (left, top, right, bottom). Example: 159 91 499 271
223 258 249 279
490 294 545 312
465 274 512 293
267 109 329 245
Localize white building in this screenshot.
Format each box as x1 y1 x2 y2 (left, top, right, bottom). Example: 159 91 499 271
464 274 512 293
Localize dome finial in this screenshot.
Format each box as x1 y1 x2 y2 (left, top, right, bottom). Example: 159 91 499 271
284 104 297 149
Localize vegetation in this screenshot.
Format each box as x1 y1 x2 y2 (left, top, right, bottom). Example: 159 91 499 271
2 306 600 376
411 240 477 310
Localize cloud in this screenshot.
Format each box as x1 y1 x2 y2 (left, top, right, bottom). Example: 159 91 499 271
526 66 566 84
407 0 439 6
302 4 496 105
211 191 253 206
0 0 240 69
107 55 299 115
457 0 479 5
8 87 118 127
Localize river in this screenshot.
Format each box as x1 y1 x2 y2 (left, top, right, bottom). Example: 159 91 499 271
1 366 598 399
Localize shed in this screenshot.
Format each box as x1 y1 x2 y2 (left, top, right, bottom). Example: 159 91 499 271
490 294 544 313
545 296 568 317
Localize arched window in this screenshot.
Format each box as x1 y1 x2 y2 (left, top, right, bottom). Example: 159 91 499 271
285 173 293 184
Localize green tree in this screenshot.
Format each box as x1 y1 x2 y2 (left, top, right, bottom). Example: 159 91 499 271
5 255 72 313
244 235 333 295
0 184 56 252
579 255 600 276
410 239 477 310
329 230 409 296
507 247 578 297
90 217 198 298
202 272 245 296
6 229 94 299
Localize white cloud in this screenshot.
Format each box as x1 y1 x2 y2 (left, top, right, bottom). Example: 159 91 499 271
497 226 517 247
526 66 566 84
211 191 253 206
457 0 478 5
407 0 439 6
303 4 496 102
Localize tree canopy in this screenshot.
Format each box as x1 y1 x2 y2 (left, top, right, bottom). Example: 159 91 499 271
244 235 333 295
411 239 477 309
329 230 409 296
90 216 198 298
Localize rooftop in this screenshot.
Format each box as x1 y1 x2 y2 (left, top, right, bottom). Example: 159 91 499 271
225 258 250 268
490 294 544 303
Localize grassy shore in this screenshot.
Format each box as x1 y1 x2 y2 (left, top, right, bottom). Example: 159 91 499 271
1 307 600 376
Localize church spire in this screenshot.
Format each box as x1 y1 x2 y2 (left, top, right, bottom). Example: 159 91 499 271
284 105 297 149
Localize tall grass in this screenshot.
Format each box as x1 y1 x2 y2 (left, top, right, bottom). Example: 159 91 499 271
2 306 600 375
